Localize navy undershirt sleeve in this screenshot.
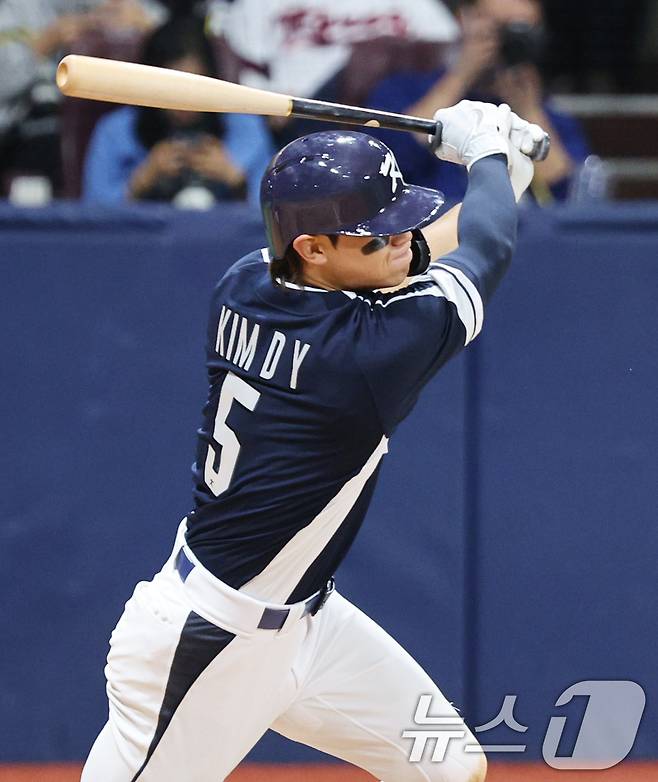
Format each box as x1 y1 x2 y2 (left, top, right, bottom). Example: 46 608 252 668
438 153 517 302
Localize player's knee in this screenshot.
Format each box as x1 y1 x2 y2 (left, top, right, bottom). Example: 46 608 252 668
455 742 487 782
406 747 486 782
466 751 487 782
436 742 487 782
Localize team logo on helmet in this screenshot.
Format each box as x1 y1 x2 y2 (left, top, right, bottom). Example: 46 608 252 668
379 152 404 194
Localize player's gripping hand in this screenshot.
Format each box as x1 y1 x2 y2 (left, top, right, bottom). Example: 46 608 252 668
505 108 550 201
430 100 510 170
509 110 550 162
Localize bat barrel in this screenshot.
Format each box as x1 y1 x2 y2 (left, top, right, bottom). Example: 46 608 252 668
290 98 442 144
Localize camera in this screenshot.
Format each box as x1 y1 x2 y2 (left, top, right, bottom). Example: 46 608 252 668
499 22 545 67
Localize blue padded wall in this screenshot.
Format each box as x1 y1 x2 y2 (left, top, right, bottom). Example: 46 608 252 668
1 202 656 762
0 203 467 762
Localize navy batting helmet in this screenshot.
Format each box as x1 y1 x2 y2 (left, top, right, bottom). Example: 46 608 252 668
260 130 445 261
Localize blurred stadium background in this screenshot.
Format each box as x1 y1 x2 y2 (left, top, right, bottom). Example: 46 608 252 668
1 1 657 780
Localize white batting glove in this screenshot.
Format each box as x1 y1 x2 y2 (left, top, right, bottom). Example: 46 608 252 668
431 100 510 170
507 143 534 202
503 107 542 201
509 111 550 161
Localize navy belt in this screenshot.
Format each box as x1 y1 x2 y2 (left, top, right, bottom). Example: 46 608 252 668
174 548 334 631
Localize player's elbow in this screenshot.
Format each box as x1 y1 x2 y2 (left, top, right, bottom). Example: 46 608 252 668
462 233 514 301
483 232 514 298
489 231 515 273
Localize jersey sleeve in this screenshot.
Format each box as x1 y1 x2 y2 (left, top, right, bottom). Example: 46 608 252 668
348 271 481 433
351 155 517 433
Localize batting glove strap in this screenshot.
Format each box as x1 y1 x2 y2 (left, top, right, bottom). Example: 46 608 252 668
431 100 510 170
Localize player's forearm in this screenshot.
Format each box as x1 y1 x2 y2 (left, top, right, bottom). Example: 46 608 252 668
446 154 517 300
421 203 462 260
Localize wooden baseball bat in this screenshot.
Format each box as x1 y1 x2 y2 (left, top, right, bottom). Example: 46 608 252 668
57 55 551 161
56 54 443 140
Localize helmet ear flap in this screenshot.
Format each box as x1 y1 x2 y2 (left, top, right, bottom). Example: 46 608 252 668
408 228 431 276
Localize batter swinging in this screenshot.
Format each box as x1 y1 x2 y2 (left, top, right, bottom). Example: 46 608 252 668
82 101 546 781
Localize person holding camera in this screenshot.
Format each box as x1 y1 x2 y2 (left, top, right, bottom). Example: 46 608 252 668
0 0 165 198
367 0 589 203
82 15 273 206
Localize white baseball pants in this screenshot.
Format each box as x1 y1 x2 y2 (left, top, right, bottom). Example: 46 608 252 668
82 524 485 782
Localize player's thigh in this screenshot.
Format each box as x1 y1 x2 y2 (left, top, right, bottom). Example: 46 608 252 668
84 570 302 781
272 593 486 782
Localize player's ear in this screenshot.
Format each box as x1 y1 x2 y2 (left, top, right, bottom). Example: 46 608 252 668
292 235 328 266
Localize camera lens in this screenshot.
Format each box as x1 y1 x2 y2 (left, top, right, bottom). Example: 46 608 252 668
500 22 545 67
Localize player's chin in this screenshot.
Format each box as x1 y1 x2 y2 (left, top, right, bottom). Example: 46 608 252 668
386 249 412 284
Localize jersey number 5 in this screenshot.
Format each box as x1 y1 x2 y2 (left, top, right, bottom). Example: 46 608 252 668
204 371 260 497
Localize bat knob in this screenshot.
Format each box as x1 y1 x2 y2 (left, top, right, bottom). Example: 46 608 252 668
429 120 443 154
56 56 71 92
532 133 551 162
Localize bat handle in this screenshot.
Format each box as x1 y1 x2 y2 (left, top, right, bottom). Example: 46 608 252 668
428 121 443 153
288 97 550 161
290 97 442 139
428 120 551 162
429 121 551 162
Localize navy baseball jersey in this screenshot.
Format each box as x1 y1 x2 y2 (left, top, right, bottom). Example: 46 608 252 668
82 135 516 780
186 252 484 604
186 156 513 605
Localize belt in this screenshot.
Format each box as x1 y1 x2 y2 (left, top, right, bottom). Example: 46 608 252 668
174 547 335 632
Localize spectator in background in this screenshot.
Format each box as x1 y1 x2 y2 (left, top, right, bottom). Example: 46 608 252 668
0 0 165 196
206 0 460 145
82 16 274 206
85 0 165 32
207 0 459 98
367 0 590 203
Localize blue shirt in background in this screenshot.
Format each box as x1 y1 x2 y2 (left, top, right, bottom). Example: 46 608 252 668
367 67 590 204
83 106 274 207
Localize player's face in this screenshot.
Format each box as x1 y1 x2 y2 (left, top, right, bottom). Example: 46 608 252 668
315 232 414 290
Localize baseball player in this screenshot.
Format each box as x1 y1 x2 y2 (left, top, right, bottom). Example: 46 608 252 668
82 101 546 781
